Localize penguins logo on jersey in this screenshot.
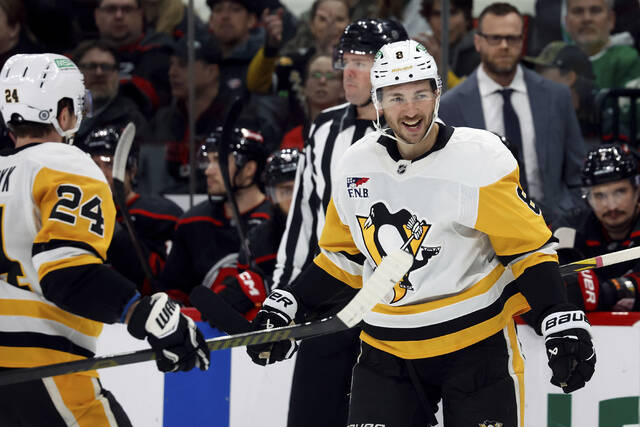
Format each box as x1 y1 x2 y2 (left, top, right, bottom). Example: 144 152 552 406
479 421 503 427
356 202 440 303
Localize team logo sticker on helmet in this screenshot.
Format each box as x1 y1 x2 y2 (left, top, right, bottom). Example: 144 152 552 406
356 202 440 303
54 58 76 69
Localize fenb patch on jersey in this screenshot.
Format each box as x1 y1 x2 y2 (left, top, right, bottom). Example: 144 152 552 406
347 177 370 198
356 202 440 304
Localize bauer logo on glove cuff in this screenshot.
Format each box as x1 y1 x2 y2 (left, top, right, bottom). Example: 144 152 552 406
542 310 591 336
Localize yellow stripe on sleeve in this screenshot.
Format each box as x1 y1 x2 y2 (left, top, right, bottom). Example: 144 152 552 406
318 198 361 256
0 346 100 373
475 168 551 256
313 252 362 289
0 299 103 337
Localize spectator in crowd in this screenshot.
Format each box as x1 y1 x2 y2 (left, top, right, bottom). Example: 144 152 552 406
0 0 42 70
210 148 300 321
141 0 208 40
95 0 173 111
439 2 586 224
554 144 640 312
0 0 44 150
79 127 183 295
280 53 345 150
417 0 480 79
146 34 227 194
71 39 149 144
279 0 376 56
375 0 431 37
247 0 350 132
207 0 264 97
158 126 272 304
525 41 599 145
565 0 640 89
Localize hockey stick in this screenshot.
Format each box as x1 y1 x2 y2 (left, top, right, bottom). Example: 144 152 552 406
558 245 640 277
111 122 154 285
0 250 414 386
217 97 264 275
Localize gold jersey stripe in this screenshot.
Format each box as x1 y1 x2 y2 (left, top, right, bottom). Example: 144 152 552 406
0 346 99 374
314 252 362 289
511 251 558 279
371 263 505 315
360 293 530 359
0 299 102 337
476 168 551 256
51 375 113 427
38 254 102 282
318 198 361 256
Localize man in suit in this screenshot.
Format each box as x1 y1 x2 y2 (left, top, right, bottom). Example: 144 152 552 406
439 2 586 224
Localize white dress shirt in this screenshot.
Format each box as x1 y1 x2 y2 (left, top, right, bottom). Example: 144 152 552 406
476 64 543 200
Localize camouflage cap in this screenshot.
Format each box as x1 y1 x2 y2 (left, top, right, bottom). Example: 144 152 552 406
524 41 595 80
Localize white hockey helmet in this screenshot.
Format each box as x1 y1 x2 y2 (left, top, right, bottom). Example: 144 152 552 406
370 39 441 109
0 53 87 138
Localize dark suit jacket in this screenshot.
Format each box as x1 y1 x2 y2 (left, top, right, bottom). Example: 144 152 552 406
439 66 586 223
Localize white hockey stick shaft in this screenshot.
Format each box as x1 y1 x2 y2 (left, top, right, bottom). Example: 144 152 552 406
0 250 413 386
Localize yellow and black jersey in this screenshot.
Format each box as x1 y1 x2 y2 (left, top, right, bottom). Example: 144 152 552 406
0 142 119 369
313 124 558 359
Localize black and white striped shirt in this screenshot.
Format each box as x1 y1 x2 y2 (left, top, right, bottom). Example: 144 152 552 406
272 102 377 288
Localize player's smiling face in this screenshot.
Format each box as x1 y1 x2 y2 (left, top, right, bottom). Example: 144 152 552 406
380 79 438 146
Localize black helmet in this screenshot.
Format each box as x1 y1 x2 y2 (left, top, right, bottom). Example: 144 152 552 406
80 126 137 169
203 126 268 179
581 144 638 187
264 148 300 187
334 18 409 69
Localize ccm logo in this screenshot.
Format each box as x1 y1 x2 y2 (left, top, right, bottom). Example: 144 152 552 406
579 270 597 305
268 291 294 307
238 271 261 296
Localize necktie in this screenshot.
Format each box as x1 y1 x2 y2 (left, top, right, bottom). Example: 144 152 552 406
499 88 527 192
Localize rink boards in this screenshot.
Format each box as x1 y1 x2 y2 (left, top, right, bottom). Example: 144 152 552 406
95 311 640 427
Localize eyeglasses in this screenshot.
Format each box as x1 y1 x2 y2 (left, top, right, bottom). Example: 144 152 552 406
97 4 139 15
477 32 523 46
309 71 339 81
79 62 118 73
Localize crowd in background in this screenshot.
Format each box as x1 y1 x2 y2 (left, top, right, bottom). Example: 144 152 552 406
2 0 640 312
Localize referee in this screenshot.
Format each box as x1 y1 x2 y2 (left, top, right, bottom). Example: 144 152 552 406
270 18 409 427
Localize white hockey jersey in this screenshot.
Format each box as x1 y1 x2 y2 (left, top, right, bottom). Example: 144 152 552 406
0 142 115 369
314 125 557 359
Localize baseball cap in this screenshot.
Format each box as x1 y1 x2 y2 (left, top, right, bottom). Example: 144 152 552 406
171 35 222 64
206 0 257 14
524 41 595 80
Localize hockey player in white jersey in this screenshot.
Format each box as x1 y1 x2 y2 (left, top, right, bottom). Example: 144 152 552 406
0 53 209 426
247 40 596 426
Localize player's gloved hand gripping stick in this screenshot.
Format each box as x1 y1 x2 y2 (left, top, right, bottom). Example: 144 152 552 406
0 250 414 385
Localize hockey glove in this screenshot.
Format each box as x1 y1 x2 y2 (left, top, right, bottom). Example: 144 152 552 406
212 270 267 321
128 293 210 372
541 305 596 393
565 269 639 311
246 289 299 366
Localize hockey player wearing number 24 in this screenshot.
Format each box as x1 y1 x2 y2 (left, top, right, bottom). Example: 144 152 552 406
247 40 597 426
0 53 210 427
